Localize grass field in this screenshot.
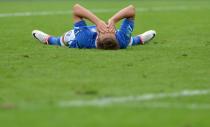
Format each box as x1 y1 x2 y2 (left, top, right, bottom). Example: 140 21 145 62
0 0 210 127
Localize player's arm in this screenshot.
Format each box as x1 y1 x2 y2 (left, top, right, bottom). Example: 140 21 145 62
109 5 135 23
108 5 135 32
73 4 107 33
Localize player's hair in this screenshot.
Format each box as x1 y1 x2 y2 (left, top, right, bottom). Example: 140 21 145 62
97 38 120 50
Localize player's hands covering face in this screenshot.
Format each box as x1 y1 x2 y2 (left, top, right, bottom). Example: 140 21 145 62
108 19 116 33
96 20 108 33
96 19 116 34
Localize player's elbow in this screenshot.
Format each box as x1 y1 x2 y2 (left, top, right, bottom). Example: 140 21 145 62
73 4 81 14
73 4 80 9
129 5 136 14
129 5 135 10
127 5 135 18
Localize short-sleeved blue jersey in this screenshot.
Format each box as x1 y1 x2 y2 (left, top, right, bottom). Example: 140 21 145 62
66 19 134 49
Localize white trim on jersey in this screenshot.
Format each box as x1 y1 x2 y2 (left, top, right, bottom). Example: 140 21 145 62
59 37 65 46
128 37 133 46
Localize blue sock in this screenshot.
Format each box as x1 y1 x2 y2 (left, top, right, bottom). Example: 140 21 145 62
132 36 142 45
48 36 61 46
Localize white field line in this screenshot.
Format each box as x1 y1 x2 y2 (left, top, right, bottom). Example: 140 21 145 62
0 6 209 18
59 89 210 107
138 102 210 110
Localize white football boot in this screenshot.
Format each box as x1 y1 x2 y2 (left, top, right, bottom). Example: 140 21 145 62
32 30 50 44
139 30 156 44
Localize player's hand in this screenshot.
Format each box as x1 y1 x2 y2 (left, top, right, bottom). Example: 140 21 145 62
108 19 116 33
96 20 108 33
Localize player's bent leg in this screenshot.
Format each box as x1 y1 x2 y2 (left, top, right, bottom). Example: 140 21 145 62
130 30 156 46
32 30 66 46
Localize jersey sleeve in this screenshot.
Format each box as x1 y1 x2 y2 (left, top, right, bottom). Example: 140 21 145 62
74 20 87 28
116 19 134 48
119 18 134 35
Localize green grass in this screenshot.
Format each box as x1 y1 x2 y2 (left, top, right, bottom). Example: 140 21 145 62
0 0 210 127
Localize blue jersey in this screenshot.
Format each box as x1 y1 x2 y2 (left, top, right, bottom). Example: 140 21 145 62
64 19 134 49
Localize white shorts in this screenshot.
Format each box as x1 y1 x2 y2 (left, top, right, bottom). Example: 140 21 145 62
62 30 76 46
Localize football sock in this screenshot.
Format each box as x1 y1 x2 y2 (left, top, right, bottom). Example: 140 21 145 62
132 36 142 45
48 36 62 46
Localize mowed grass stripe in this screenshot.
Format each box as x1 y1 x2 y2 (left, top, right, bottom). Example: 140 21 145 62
0 6 210 18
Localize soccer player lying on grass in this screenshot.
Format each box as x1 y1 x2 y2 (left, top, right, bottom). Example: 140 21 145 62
32 4 156 50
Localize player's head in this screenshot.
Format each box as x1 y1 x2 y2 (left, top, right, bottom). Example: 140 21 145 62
97 32 119 50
